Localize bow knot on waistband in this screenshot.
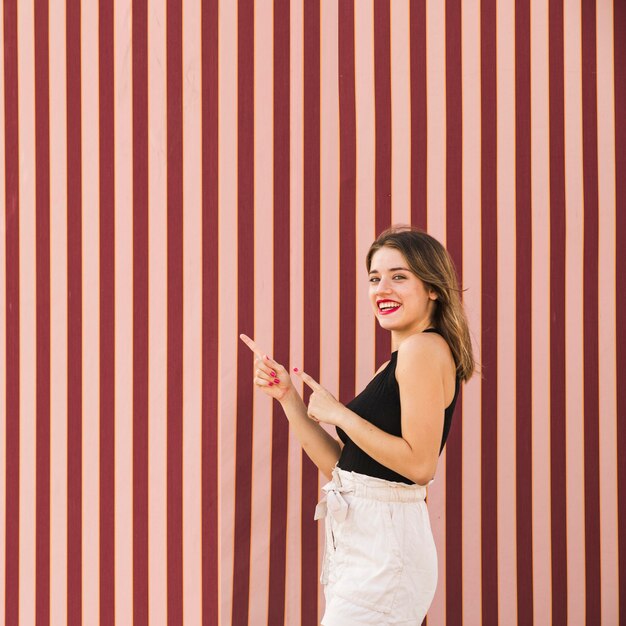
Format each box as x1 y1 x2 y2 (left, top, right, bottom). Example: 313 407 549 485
314 481 352 522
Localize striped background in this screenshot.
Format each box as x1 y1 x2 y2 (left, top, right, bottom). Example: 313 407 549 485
1 0 624 624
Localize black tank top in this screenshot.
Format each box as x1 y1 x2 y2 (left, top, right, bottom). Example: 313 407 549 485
336 328 460 484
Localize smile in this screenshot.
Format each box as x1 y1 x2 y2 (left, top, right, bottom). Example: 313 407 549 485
377 300 402 315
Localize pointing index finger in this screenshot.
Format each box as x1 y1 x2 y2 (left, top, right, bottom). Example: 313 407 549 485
239 333 263 358
297 370 323 392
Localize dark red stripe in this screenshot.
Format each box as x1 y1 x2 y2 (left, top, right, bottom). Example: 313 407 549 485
301 2 321 623
480 1 499 623
373 0 392 363
514 1 534 621
201 0 219 623
66 0 82 622
231 1 255 622
548 0 567 622
166 1 184 621
338 0 356 402
132 0 149 622
444 1 463 622
3 0 20 622
581 1 601 622
615 1 626 620
99 0 115 621
35 0 51 622
409 0 427 229
267 1 291 623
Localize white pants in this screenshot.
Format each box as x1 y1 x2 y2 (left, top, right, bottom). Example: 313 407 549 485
315 466 438 626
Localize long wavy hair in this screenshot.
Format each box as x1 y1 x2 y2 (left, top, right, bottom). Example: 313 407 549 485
366 224 477 382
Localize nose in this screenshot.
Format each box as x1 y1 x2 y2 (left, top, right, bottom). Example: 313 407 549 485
375 276 393 293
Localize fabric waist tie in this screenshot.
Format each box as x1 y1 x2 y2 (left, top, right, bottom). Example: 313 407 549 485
314 466 428 522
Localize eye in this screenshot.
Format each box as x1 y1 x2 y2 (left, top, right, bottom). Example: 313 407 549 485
369 277 380 283
393 275 406 280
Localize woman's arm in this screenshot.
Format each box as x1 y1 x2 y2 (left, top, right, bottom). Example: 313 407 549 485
279 389 342 480
313 334 449 485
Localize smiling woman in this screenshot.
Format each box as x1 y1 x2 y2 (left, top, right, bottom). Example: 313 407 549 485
241 224 476 625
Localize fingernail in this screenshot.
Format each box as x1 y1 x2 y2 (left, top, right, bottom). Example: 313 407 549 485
270 371 276 377
274 378 280 384
269 382 273 387
293 367 299 372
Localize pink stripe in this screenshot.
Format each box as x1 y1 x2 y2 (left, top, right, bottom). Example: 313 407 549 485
217 0 238 619
390 0 410 226
113 0 134 620
596 2 618 621
182 0 203 621
146 0 167 622
285 2 304 623
530 1 552 622
17 0 37 620
354 0 376 392
496 0 518 621
564 0 586 620
81 0 101 617
249 0 273 621
460 1 482 623
597 3 620 622
49 0 68 621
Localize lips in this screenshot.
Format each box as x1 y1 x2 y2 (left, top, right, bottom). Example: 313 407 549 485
377 299 402 315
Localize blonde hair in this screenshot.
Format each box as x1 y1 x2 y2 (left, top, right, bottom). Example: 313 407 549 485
366 225 476 382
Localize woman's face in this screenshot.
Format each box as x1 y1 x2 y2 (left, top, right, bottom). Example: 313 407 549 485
368 246 437 336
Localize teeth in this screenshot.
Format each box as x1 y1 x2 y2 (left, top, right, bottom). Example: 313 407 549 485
379 302 400 310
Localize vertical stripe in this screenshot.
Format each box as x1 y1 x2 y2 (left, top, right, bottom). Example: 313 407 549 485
354 0 375 391
34 0 51 620
286 1 304 622
530 1 552 624
461 1 482 623
390 0 410 226
147 0 167 622
99 0 115 621
232 0 255 622
373 0 391 362
132 0 149 620
445 1 463 622
66 0 82 621
201 0 219 622
564 0 586 619
581 1 601 621
166 0 184 620
268 0 290 623
250 0 273 621
49 0 68 621
480 0 498 623
515 1 534 622
182 0 203 621
496 0 518 621
81 0 101 617
113 0 134 619
409 0 427 228
596 1 618 621
614 0 626 620
338 0 356 402
548 0 567 623
3 0 19 622
302 0 321 622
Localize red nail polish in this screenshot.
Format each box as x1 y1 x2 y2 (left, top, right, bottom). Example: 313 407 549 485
269 382 273 387
270 371 276 377
274 378 280 384
293 367 299 372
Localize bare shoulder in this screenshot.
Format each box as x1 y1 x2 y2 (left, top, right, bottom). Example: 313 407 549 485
396 332 454 377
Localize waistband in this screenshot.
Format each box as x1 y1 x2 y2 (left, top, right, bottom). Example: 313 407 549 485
314 466 427 522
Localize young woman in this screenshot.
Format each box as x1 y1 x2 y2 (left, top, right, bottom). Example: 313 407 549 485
241 225 475 625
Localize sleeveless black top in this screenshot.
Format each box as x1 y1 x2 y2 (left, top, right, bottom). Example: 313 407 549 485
336 328 460 484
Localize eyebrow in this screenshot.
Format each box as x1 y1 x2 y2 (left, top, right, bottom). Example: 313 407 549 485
368 267 411 275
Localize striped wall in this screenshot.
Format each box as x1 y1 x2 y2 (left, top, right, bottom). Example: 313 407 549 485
1 1 624 624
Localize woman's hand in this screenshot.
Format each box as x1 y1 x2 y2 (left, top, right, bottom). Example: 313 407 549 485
239 334 295 403
293 369 349 427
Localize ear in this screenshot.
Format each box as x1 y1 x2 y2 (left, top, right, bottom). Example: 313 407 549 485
428 289 438 301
